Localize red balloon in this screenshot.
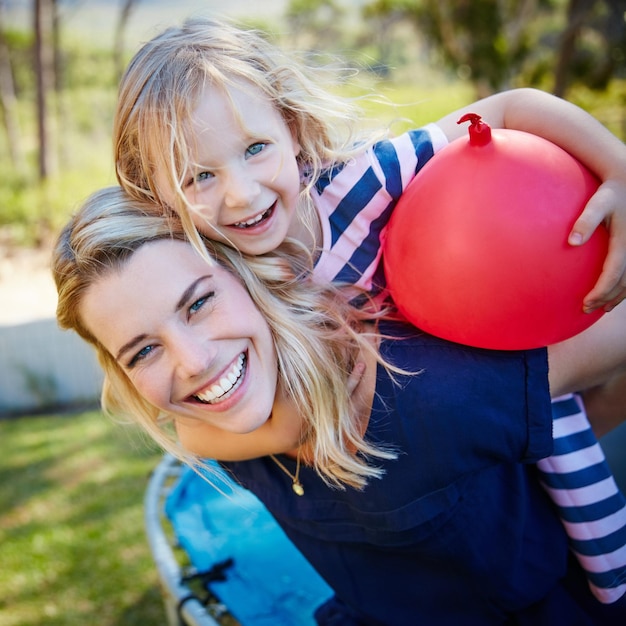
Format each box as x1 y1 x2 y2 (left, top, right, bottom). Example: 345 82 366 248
383 114 608 350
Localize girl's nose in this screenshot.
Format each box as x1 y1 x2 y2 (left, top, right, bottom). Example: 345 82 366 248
223 169 261 209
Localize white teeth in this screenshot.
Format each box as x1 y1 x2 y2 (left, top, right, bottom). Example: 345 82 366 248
210 383 225 396
194 354 245 404
234 208 269 228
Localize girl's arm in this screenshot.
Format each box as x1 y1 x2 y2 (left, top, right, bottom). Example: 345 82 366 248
174 357 370 461
435 88 626 313
174 388 304 461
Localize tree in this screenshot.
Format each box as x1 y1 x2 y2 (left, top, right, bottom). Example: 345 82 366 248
361 0 563 97
34 0 55 180
408 0 545 97
114 0 139 84
553 0 626 97
285 0 346 52
362 0 624 98
0 0 25 174
361 0 417 77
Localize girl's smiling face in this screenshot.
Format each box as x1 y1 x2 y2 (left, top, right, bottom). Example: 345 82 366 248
80 239 279 433
175 80 304 256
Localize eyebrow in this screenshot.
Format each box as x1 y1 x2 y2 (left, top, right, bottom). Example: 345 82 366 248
176 275 212 311
115 275 213 362
115 333 149 363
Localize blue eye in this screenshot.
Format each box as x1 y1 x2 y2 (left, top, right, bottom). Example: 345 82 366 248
184 170 213 189
246 142 266 157
190 297 206 313
128 345 154 367
189 291 215 316
196 171 213 182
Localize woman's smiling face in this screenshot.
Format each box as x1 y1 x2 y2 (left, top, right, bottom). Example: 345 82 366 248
80 239 278 434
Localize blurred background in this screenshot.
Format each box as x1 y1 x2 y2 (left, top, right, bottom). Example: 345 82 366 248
0 1 624 624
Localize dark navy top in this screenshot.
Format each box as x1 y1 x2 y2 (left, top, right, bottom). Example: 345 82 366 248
223 323 623 625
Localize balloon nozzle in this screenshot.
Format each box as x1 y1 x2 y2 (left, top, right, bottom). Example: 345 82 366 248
457 113 492 146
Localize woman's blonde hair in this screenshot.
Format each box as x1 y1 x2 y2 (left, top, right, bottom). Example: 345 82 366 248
113 16 383 251
52 186 395 489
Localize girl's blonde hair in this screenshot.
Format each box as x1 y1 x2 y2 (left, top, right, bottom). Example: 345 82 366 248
113 16 382 251
52 186 395 489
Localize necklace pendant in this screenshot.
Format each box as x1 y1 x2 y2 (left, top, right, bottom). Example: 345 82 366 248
292 482 305 496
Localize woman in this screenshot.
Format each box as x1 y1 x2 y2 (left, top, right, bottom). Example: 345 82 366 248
52 186 626 624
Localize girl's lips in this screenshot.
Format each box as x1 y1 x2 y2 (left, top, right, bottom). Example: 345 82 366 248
231 204 275 229
192 353 247 404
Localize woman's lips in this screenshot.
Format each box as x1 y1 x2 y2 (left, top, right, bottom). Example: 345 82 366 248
192 352 246 404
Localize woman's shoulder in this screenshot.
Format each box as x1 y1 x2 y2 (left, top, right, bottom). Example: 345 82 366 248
374 319 553 463
377 319 548 362
376 319 550 399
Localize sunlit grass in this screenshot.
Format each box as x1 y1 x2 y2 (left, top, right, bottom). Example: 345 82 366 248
0 410 165 626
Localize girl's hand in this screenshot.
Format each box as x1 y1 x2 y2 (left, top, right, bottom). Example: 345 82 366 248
570 178 626 313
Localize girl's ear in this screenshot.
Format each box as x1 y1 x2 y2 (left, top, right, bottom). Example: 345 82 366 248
292 136 302 158
288 123 301 158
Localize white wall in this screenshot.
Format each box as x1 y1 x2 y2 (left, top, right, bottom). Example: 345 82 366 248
0 318 103 416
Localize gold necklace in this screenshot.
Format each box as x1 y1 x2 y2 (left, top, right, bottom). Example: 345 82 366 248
269 450 304 496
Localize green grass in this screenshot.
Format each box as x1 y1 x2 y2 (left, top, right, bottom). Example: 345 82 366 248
0 410 166 626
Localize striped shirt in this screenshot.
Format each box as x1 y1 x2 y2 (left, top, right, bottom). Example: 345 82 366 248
311 124 448 291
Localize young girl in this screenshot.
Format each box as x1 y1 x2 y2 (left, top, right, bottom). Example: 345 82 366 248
112 17 626 603
113 16 626 310
53 186 626 624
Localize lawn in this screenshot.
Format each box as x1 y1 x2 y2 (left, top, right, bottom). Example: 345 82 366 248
0 409 166 625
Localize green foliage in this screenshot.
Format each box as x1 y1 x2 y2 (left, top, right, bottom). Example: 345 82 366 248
0 84 117 245
285 0 348 51
0 410 165 625
564 1 626 89
0 25 119 246
3 26 118 95
2 27 35 98
361 0 625 97
352 79 476 131
404 0 556 93
61 39 121 91
567 79 626 141
0 163 116 246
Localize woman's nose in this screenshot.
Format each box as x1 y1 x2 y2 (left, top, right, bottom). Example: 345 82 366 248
172 333 215 379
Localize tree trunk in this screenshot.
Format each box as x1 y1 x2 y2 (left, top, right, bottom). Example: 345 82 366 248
51 0 70 167
553 0 596 97
114 0 139 84
0 1 25 174
34 0 54 181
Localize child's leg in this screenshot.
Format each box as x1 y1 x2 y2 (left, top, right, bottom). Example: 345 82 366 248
537 393 626 604
581 371 626 438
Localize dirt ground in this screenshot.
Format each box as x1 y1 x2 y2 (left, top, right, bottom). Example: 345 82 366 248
0 245 58 326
